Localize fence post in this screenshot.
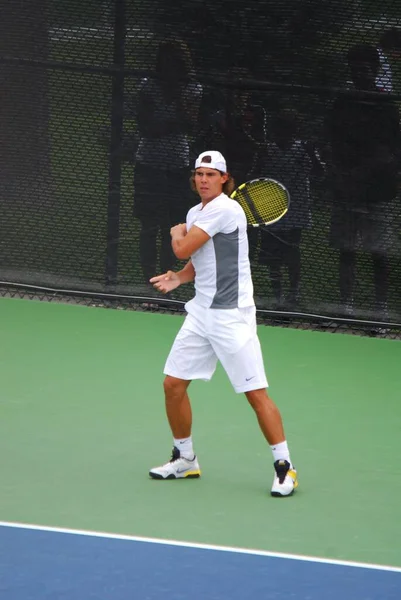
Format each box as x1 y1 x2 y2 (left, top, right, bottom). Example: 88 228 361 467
105 0 126 287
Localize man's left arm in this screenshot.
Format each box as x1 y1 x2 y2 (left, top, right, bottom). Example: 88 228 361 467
171 203 235 260
171 224 211 260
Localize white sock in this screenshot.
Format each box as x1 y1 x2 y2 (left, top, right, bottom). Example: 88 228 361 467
271 441 292 468
174 437 194 460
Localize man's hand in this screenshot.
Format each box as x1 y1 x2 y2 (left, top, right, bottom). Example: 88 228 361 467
170 223 187 239
149 271 181 294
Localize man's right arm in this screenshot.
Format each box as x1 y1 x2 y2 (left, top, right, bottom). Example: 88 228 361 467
177 260 195 284
149 260 195 294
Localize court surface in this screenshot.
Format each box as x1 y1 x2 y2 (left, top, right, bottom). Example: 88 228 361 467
1 522 400 600
1 297 400 599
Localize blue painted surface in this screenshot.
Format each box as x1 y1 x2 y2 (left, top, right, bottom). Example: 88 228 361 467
0 526 400 600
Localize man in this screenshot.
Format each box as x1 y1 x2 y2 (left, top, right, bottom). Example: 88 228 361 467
328 44 400 318
201 68 267 262
133 39 202 285
148 150 298 497
376 28 401 92
259 109 324 309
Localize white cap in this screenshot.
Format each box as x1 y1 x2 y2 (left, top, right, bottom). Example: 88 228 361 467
195 150 227 173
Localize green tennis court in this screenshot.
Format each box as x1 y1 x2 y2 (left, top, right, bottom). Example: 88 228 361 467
1 296 400 569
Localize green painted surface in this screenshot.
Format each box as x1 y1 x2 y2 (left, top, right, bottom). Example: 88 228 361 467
1 298 400 566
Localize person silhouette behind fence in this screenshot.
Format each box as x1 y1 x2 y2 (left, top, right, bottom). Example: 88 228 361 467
133 39 202 285
258 109 324 309
328 44 400 318
201 68 267 260
376 27 401 92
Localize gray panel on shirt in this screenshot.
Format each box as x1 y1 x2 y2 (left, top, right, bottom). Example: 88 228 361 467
211 228 239 309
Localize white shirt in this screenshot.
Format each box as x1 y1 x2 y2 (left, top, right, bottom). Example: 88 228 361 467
376 47 392 92
186 194 254 309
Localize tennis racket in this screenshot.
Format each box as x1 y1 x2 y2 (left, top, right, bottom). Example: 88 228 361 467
230 178 290 226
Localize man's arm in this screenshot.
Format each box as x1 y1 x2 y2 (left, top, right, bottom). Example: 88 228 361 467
177 260 195 284
171 224 210 260
303 141 325 177
149 260 195 294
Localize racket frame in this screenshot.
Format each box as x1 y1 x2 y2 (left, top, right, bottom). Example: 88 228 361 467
231 177 290 227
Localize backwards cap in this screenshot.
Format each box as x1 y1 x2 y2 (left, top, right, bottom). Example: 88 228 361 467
195 151 227 173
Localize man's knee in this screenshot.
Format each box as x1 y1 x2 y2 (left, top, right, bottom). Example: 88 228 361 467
163 375 189 396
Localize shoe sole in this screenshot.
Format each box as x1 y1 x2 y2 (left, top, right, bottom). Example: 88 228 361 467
270 489 295 497
271 478 298 497
149 471 201 480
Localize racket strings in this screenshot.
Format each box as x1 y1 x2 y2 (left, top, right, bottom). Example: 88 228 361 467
234 180 289 226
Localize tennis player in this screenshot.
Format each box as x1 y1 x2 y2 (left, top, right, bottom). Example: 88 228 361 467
149 151 298 497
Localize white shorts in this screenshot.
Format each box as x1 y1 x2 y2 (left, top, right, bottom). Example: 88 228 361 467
164 299 268 393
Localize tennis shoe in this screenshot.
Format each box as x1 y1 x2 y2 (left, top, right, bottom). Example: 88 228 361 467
271 459 298 497
149 446 201 480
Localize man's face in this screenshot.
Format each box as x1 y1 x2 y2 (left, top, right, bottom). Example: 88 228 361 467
194 167 228 202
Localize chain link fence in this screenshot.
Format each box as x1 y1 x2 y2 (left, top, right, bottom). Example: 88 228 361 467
1 0 401 337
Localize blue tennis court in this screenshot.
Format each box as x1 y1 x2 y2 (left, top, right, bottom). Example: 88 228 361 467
1 523 400 600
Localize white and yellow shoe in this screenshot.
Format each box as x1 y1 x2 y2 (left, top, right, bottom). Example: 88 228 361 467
271 459 298 497
149 447 201 480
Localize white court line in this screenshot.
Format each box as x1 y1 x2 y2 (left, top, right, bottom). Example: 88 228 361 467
1 521 400 574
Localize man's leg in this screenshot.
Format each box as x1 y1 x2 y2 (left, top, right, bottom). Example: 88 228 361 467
247 227 260 264
245 388 286 447
372 253 389 311
339 250 356 310
360 206 391 320
139 216 159 283
285 229 303 306
149 376 200 480
268 262 283 306
259 230 283 306
163 376 192 439
330 204 358 314
216 330 298 497
149 319 217 480
244 387 297 496
133 164 162 285
159 226 176 274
